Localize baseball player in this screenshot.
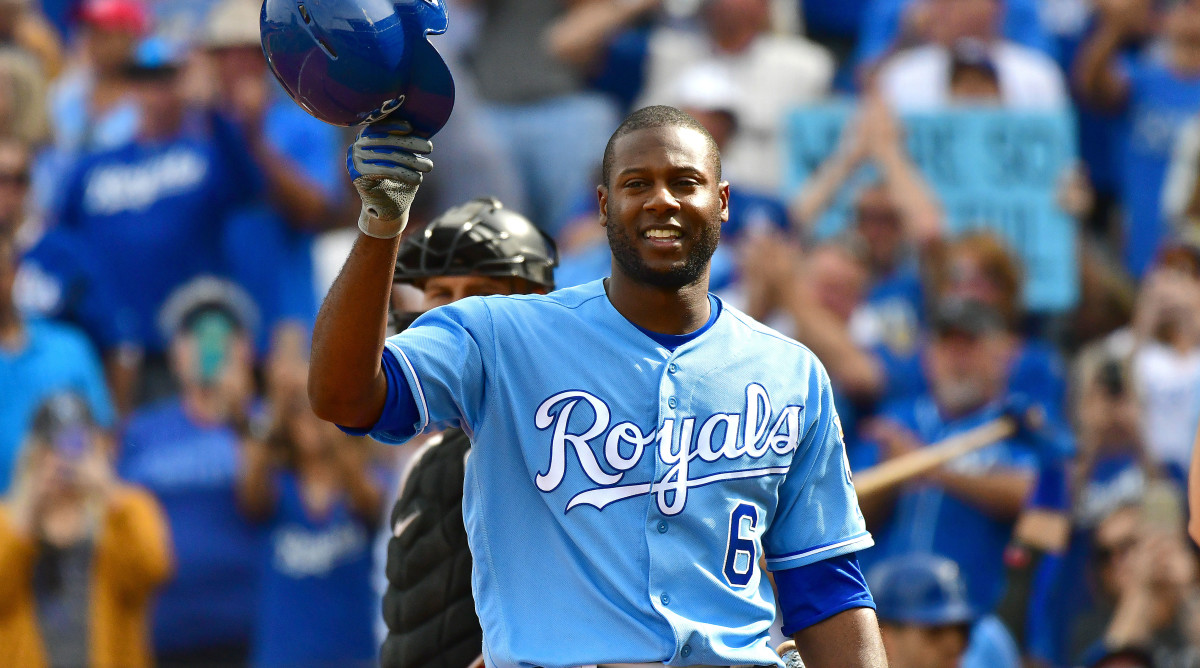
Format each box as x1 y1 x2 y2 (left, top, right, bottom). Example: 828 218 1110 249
309 106 885 667
379 198 557 668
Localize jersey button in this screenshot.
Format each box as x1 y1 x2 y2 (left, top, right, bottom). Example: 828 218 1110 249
680 644 692 658
667 397 677 409
668 363 678 374
660 593 670 606
657 520 668 534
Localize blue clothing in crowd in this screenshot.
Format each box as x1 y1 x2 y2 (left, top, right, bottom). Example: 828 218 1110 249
856 396 1041 613
252 473 378 668
860 264 925 359
18 227 136 353
1027 452 1146 666
223 98 341 355
854 0 1053 69
118 399 263 654
874 338 1069 425
964 615 1022 668
1119 56 1200 276
48 70 140 156
58 113 261 351
0 318 114 493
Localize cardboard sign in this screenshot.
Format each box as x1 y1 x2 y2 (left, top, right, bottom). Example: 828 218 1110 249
784 105 1079 312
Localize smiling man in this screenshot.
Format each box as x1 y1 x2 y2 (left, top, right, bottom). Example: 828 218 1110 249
308 106 886 668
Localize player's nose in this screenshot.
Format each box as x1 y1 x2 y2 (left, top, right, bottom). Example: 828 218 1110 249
643 185 681 216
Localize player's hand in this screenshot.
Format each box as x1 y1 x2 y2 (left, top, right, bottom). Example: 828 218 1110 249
776 640 806 668
347 121 434 239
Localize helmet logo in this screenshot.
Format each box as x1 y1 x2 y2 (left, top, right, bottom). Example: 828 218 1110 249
363 95 407 124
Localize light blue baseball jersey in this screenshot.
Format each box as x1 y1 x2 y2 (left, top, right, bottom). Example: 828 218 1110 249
368 279 872 668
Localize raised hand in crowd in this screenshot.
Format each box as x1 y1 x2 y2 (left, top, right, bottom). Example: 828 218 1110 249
1104 523 1199 652
790 94 942 249
546 0 662 72
1056 162 1096 222
0 0 64 79
739 233 889 403
1075 0 1155 110
2 394 171 668
1094 0 1157 40
237 378 382 526
735 228 804 321
855 418 924 526
196 0 344 233
1131 264 1200 347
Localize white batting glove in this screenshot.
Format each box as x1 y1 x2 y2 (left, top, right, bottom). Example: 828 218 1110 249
777 640 806 668
346 121 434 239
781 649 806 668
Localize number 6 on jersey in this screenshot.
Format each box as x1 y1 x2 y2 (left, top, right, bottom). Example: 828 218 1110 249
723 503 759 587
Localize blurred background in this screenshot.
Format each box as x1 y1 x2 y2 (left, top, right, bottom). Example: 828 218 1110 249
0 0 1199 666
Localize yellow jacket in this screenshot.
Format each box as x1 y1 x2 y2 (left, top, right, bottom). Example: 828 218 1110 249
0 486 174 668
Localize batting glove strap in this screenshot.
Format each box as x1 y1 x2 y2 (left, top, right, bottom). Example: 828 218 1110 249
356 179 415 239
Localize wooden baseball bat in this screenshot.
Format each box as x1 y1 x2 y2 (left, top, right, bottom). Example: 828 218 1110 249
853 415 1020 500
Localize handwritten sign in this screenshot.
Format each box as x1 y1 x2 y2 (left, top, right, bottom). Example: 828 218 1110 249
784 105 1079 312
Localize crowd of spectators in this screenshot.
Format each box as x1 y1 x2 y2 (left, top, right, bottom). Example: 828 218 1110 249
1 0 1199 666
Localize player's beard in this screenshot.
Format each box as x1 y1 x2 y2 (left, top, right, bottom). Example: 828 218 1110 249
607 220 721 290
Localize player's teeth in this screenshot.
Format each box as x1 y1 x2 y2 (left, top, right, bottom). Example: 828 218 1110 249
645 229 680 239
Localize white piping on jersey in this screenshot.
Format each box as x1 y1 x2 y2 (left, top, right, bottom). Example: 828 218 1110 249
534 383 804 516
389 342 430 432
764 533 874 566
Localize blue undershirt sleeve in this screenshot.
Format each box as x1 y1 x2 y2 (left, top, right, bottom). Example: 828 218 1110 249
775 552 876 637
336 347 420 441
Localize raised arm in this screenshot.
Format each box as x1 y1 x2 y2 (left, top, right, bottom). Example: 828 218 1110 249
789 109 869 234
865 97 942 250
1073 0 1149 111
545 0 660 72
308 124 432 428
236 431 279 521
926 466 1036 520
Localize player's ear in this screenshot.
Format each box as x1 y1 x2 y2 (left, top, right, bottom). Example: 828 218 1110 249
718 181 730 223
597 185 609 227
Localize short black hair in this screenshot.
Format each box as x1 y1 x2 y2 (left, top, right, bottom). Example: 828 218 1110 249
601 105 722 188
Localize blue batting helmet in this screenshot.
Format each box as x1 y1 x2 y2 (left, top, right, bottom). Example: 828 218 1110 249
867 554 977 626
260 0 455 135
